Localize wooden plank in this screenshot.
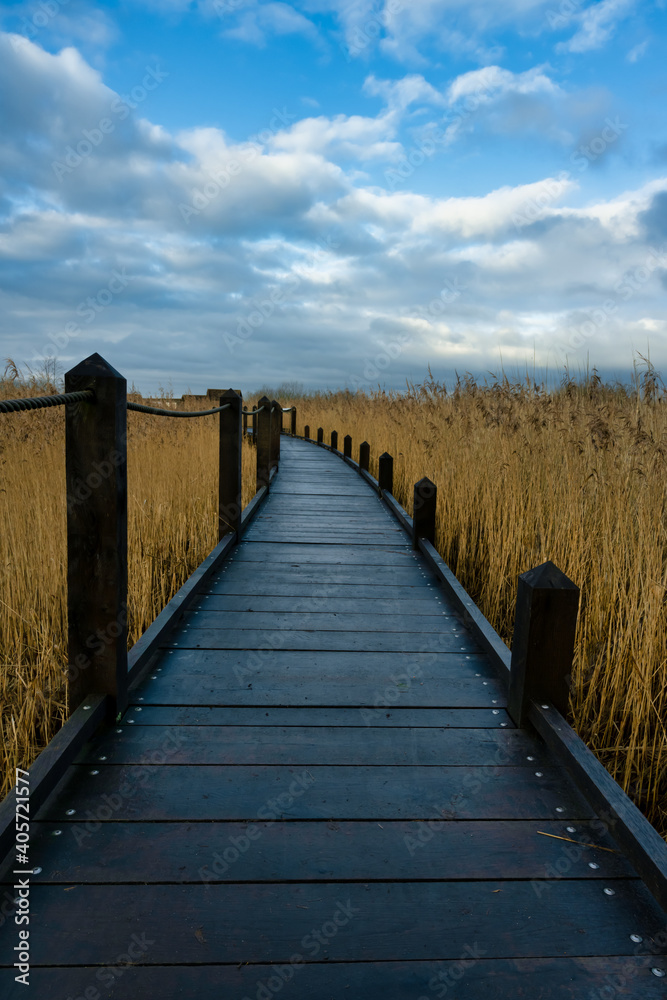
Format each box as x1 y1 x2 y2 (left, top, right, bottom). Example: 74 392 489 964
1 880 661 966
0 696 108 866
33 764 595 821
9 819 634 884
231 543 414 564
76 725 543 766
186 611 459 632
207 567 434 588
204 581 439 598
530 701 667 916
120 706 515 728
195 595 446 614
165 627 480 653
131 673 505 708
3 958 665 1000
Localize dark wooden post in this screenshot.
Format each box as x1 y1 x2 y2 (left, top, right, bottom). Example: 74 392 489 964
317 427 324 444
412 477 436 549
331 431 338 451
256 396 272 492
219 389 242 542
65 353 128 717
359 441 370 472
304 425 310 439
242 408 248 437
271 400 280 469
343 434 352 458
508 561 580 727
378 452 393 494
290 408 297 436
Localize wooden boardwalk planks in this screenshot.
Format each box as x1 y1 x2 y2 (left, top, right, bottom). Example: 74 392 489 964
1 436 666 998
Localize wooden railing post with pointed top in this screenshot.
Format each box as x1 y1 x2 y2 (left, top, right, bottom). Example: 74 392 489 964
242 407 248 437
412 477 436 549
343 435 352 459
271 399 280 469
256 396 272 492
304 425 310 440
359 441 370 472
317 427 324 444
378 452 393 495
290 408 297 436
508 562 580 728
65 353 128 718
218 389 242 542
331 431 338 451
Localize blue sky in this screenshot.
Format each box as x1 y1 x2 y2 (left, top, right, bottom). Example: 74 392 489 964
1 0 666 394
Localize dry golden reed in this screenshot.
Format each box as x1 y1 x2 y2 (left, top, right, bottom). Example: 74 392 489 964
284 365 667 838
1 361 666 842
0 370 255 799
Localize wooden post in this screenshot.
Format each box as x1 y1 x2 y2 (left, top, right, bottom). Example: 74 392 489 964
343 434 352 458
242 408 248 437
256 395 272 492
65 353 128 717
304 425 310 440
378 452 393 494
317 427 324 444
412 477 436 549
331 431 338 451
290 408 297 436
271 400 280 469
508 561 580 727
359 441 370 472
219 389 242 542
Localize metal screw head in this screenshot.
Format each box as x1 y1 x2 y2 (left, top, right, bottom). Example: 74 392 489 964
630 934 643 943
535 772 544 777
556 807 565 813
116 728 123 733
138 697 144 702
603 888 615 896
492 710 500 715
651 968 666 978
33 867 42 875
566 826 576 833
500 722 508 727
90 769 99 775
135 707 142 712
541 704 550 710
65 809 76 816
52 830 62 836
99 756 107 761
150 675 157 680
588 862 599 870
527 756 535 761
82 705 91 711
128 719 135 724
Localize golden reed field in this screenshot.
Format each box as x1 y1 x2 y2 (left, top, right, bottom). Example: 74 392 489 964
1 360 666 840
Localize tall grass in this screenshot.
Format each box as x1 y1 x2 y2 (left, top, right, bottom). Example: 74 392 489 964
2 360 666 840
277 364 667 838
0 365 255 798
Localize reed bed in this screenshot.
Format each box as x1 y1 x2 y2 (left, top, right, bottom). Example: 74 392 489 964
0 371 255 799
281 366 667 838
1 361 666 841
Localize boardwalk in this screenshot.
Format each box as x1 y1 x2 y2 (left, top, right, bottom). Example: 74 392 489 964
1 436 666 998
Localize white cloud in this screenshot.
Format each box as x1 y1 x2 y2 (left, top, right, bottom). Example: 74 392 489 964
1 30 666 390
557 0 637 54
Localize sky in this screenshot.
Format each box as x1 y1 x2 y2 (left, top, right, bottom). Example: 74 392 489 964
1 0 666 395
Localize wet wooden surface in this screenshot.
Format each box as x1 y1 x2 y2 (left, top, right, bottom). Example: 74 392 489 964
1 437 665 998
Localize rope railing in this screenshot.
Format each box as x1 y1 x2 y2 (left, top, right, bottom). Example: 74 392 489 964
0 389 95 413
1 353 297 724
127 400 232 417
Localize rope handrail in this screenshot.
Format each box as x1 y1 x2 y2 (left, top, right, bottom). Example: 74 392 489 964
243 406 267 417
0 389 95 414
282 406 295 412
127 401 232 417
